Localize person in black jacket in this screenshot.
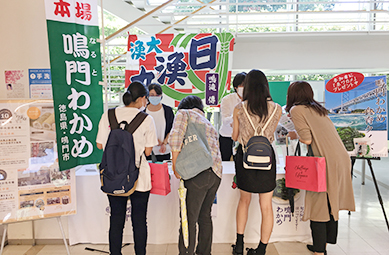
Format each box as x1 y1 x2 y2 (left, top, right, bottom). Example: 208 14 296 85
145 83 175 162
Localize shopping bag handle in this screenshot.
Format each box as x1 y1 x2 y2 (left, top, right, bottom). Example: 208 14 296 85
286 133 314 157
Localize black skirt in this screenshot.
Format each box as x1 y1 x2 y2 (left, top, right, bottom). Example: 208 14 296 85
234 144 276 193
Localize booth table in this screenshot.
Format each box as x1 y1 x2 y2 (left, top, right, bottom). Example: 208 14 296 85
68 160 311 245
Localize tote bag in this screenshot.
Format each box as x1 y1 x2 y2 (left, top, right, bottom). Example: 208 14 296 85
285 141 327 192
175 111 213 180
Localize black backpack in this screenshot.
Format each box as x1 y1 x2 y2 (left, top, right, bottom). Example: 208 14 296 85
242 102 277 170
99 108 148 196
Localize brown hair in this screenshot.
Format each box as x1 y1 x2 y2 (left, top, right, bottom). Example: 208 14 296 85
285 81 327 116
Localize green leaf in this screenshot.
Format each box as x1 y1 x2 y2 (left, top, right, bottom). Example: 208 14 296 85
170 33 185 47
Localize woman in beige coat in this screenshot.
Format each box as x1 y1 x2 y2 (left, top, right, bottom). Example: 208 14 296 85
285 81 355 255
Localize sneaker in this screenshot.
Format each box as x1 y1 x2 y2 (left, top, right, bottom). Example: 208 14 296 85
306 244 327 255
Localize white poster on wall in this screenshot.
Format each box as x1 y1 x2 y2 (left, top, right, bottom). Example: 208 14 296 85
0 99 76 223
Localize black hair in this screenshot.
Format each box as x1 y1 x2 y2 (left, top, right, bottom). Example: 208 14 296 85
122 81 149 106
177 95 204 112
233 72 247 91
148 83 163 95
242 69 272 120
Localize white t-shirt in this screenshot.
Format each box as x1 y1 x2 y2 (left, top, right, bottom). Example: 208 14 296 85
96 106 158 192
219 92 241 137
146 107 171 155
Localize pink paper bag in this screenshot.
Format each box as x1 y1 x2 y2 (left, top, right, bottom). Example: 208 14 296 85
285 155 327 192
149 162 171 196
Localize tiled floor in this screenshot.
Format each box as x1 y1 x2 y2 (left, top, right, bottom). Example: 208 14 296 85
3 158 389 255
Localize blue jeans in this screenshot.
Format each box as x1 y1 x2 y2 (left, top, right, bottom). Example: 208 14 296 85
179 168 221 255
108 191 150 255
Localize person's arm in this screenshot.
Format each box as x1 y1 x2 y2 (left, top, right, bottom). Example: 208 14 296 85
144 147 153 156
168 111 188 179
97 143 103 150
220 96 234 127
231 107 239 141
289 107 312 145
144 116 159 156
171 151 181 179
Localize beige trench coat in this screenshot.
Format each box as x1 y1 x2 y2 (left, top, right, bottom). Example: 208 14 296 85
290 105 355 222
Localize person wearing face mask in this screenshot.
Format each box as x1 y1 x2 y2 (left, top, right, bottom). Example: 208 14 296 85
96 81 158 255
145 83 175 162
218 72 246 161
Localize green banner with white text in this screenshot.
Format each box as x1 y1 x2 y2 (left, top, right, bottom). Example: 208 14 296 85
45 0 103 170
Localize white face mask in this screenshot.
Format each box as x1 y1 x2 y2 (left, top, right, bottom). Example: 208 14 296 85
237 87 244 98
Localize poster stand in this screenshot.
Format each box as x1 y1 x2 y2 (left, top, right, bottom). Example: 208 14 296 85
0 217 70 255
350 157 389 231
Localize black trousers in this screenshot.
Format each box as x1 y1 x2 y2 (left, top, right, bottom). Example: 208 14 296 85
219 135 234 161
310 198 338 253
108 191 150 255
179 168 221 255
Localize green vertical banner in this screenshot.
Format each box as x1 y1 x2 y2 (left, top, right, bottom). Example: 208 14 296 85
45 0 103 170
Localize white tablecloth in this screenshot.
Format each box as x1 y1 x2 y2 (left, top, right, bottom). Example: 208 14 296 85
68 161 310 245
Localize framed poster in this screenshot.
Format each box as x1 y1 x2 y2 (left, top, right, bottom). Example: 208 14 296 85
325 74 387 157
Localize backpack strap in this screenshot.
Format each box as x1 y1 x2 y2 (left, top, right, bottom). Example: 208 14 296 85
243 102 278 136
126 111 148 134
108 108 119 130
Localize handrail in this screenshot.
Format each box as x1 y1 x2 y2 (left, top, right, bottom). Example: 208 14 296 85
105 0 176 42
158 0 218 34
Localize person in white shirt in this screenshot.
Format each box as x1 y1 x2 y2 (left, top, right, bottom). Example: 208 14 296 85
96 81 158 255
145 83 174 162
219 72 246 161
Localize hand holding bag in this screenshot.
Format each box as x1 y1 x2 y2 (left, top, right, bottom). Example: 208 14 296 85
285 138 327 192
175 111 213 180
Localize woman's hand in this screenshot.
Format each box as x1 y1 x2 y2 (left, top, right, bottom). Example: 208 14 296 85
288 130 299 140
173 170 181 179
159 143 166 153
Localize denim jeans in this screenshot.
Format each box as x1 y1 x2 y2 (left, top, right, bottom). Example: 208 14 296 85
108 191 150 255
178 168 221 255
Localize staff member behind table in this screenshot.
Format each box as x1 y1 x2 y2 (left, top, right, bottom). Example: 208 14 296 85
145 83 174 162
286 81 355 255
219 72 246 161
231 69 281 255
169 95 222 255
96 81 158 255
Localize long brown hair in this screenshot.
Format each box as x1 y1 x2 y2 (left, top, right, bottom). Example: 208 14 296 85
285 81 327 116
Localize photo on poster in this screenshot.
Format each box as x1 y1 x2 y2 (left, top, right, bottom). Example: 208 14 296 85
5 70 27 99
325 74 387 157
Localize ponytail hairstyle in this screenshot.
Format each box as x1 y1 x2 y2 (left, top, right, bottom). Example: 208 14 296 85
242 69 272 120
285 81 327 116
122 81 149 106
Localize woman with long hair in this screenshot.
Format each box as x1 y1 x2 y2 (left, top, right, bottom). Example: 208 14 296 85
286 81 355 255
231 69 281 255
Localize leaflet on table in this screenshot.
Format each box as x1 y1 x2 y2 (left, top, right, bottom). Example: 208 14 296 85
0 100 76 224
